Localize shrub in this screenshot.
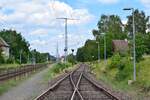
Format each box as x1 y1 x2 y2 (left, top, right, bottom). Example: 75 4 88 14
6 58 14 64
51 62 72 74
109 54 133 81
116 56 132 81
0 50 5 64
109 53 122 69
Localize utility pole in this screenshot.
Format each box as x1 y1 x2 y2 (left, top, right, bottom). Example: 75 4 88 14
20 50 22 64
104 33 106 65
123 8 136 81
28 53 30 64
96 41 100 63
56 18 78 63
47 54 49 63
56 42 59 62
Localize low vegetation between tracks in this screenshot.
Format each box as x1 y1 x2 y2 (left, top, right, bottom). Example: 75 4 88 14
44 62 73 81
90 56 150 99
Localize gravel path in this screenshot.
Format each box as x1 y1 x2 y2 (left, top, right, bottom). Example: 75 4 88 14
0 66 50 100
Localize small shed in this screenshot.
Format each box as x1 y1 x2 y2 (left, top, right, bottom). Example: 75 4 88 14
112 40 129 54
0 37 9 59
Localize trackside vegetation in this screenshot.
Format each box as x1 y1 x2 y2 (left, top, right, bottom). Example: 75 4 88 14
75 9 150 99
44 62 73 81
91 56 150 99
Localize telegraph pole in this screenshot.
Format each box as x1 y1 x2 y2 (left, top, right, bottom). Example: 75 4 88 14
56 42 59 62
56 18 78 63
123 8 136 81
20 50 22 64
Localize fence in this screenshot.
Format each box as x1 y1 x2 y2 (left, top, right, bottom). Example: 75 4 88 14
0 63 48 81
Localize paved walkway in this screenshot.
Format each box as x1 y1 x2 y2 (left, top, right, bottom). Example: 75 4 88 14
0 67 50 100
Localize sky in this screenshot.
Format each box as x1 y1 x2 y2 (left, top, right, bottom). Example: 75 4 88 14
0 0 150 57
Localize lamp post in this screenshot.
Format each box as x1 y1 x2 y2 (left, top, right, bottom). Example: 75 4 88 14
96 41 100 63
147 16 150 32
20 50 22 64
123 8 136 81
101 33 106 65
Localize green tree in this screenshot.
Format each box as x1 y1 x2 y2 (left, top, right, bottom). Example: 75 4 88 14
144 32 150 54
135 33 147 61
126 9 148 34
67 54 76 64
76 47 85 62
97 15 123 34
77 15 127 62
76 40 97 62
0 49 5 64
0 29 30 63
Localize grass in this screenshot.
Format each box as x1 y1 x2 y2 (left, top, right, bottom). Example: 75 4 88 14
0 76 28 95
0 63 50 95
91 57 150 99
44 62 73 82
0 64 21 69
0 63 32 69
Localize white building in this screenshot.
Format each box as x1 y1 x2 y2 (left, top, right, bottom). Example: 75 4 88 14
0 37 9 59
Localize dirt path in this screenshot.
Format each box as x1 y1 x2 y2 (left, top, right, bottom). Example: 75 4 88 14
0 66 50 100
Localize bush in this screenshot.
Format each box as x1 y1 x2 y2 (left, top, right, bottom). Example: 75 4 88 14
109 53 122 69
0 56 5 64
6 58 14 64
51 62 72 74
109 54 133 81
0 51 5 64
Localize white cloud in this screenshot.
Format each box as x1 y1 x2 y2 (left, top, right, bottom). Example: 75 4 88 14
140 0 150 7
122 19 127 25
0 0 94 55
97 0 119 4
140 0 150 15
30 29 48 36
0 0 94 26
31 39 47 46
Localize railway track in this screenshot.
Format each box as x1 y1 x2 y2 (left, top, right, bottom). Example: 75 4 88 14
35 64 120 100
0 63 48 81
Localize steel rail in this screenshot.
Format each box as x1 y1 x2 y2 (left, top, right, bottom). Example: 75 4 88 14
83 73 120 100
70 65 85 100
70 72 84 100
0 64 47 81
35 64 120 100
35 65 81 100
35 73 70 100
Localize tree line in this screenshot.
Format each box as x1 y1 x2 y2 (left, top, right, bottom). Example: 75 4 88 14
76 9 150 62
0 29 55 64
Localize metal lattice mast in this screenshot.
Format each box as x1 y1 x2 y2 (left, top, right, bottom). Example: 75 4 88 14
56 18 78 63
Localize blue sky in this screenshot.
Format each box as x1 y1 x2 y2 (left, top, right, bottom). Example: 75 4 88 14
0 0 150 56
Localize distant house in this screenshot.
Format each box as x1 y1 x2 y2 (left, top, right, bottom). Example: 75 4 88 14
60 56 65 63
112 40 129 54
0 37 9 59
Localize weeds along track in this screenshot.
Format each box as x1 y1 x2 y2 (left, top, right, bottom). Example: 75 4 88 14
35 64 120 100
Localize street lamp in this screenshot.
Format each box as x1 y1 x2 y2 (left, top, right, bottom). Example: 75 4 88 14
20 49 22 64
147 16 150 32
96 41 100 63
101 33 107 65
123 8 136 81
